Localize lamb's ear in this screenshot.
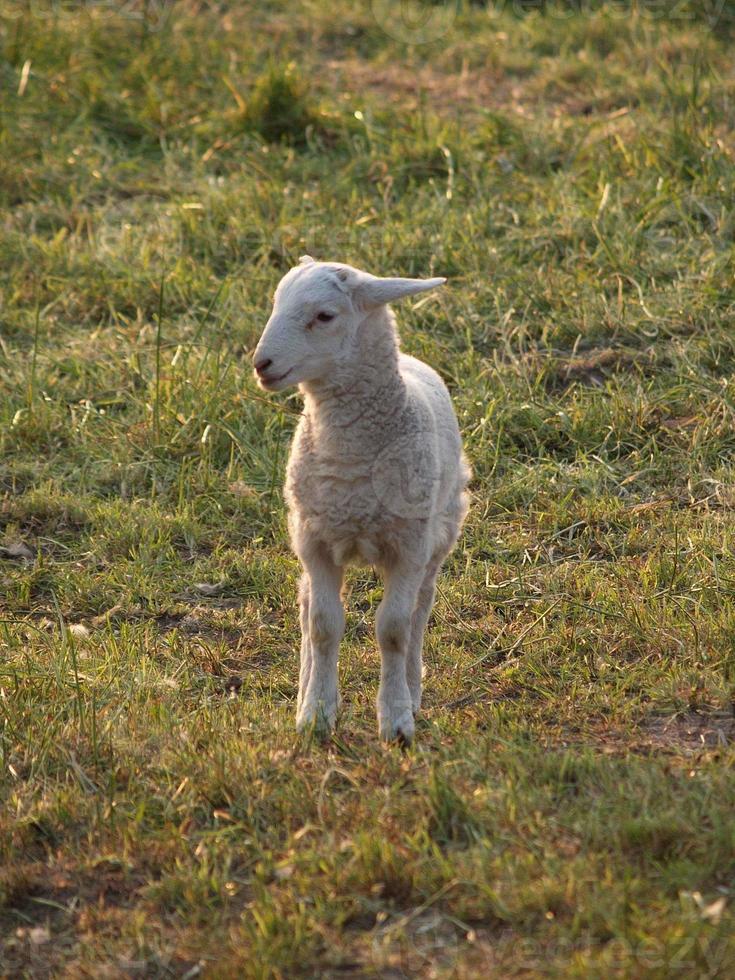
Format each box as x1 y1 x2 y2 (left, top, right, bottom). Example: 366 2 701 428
299 254 315 265
353 274 446 309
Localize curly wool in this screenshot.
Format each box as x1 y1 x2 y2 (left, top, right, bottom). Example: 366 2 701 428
287 305 468 568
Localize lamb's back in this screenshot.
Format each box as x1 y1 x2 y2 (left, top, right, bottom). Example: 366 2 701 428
400 354 470 557
399 353 463 471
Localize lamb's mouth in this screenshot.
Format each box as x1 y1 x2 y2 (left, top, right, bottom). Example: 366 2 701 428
259 368 293 388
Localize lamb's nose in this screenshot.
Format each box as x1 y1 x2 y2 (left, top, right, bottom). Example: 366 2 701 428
254 357 272 375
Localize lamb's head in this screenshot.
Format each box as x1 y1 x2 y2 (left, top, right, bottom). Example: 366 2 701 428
253 256 445 391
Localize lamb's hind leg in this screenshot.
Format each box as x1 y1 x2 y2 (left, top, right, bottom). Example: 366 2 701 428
296 548 344 735
405 559 441 716
296 574 312 715
407 496 468 716
376 563 425 743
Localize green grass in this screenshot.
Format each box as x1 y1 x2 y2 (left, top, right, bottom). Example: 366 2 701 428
2 1 735 975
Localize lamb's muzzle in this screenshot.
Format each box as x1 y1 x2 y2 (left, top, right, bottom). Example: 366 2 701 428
254 256 470 743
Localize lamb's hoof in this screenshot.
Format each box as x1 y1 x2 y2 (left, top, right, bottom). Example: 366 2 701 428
379 708 415 746
296 700 336 739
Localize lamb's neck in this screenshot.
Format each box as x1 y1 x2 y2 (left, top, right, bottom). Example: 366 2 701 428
301 306 406 446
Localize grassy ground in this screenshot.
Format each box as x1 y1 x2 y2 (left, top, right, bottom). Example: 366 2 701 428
2 1 735 976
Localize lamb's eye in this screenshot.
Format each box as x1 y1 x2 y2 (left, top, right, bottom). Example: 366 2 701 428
316 312 334 323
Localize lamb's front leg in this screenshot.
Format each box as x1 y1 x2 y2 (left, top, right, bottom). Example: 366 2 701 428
295 550 344 735
376 564 424 744
406 559 441 717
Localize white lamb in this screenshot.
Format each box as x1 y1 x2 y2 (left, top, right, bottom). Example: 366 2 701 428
253 257 470 742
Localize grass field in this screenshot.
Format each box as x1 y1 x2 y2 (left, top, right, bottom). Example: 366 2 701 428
2 1 735 976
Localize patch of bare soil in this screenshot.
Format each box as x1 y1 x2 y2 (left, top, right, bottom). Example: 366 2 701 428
0 860 145 978
1 851 216 977
323 57 642 127
558 710 735 759
641 711 735 754
157 606 286 680
536 347 655 390
326 58 518 116
155 608 243 647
